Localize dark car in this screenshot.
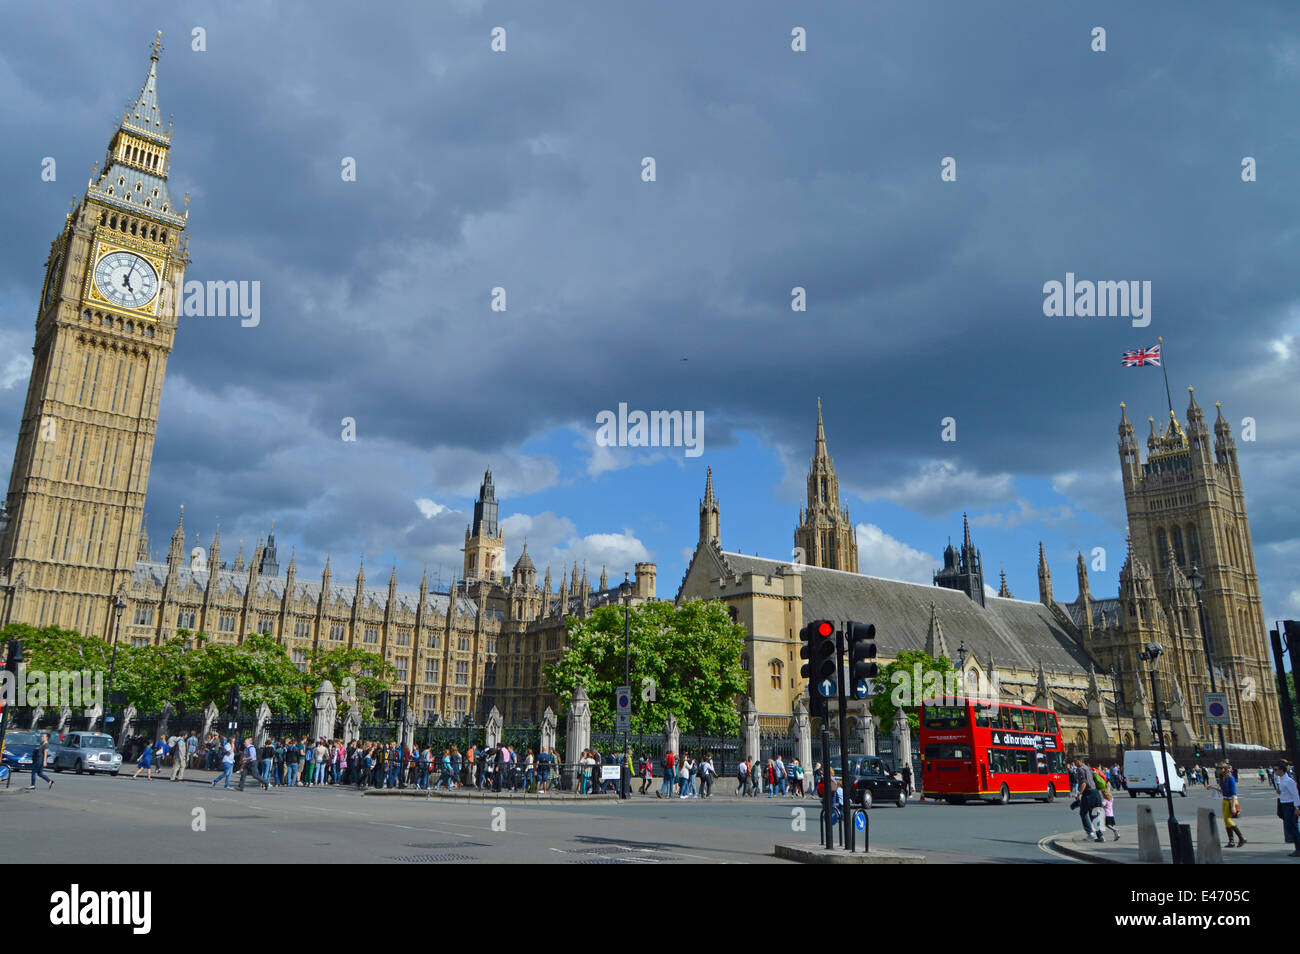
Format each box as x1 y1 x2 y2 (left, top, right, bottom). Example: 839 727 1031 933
846 756 908 808
1 730 45 772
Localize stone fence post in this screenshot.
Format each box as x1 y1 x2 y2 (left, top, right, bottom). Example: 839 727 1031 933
541 706 557 754
565 687 591 788
311 681 337 741
741 698 760 764
792 699 812 773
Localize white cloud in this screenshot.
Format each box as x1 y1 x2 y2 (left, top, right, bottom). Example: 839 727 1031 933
856 460 1016 518
854 523 937 585
0 328 31 389
415 498 448 519
500 511 650 578
971 498 1073 530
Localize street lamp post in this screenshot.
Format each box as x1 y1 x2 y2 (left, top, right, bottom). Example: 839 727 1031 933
1188 566 1228 763
1109 666 1122 748
103 591 128 728
1140 643 1192 864
619 575 632 800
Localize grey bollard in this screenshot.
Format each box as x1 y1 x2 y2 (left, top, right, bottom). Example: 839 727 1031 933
1196 806 1223 864
1136 804 1162 862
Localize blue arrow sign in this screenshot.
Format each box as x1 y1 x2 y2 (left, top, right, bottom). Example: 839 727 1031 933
854 810 866 831
854 680 869 699
819 679 835 698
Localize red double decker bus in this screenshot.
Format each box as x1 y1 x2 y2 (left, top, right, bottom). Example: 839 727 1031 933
919 697 1069 804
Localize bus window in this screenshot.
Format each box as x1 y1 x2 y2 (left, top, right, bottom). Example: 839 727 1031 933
1046 713 1059 734
974 705 991 728
1009 709 1026 731
1047 751 1067 774
922 705 969 729
1013 750 1033 773
923 743 970 760
1035 711 1049 732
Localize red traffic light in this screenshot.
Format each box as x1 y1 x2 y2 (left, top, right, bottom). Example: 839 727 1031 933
817 621 833 637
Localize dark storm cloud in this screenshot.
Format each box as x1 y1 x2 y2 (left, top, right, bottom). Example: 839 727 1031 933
1 1 1298 607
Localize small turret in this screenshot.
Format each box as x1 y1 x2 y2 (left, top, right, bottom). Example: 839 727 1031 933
1037 542 1053 605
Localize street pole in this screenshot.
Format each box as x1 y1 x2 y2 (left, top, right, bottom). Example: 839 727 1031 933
103 594 126 728
1195 591 1228 762
1109 667 1122 752
621 580 631 800
819 717 834 850
1143 645 1191 863
834 626 851 850
1270 625 1300 770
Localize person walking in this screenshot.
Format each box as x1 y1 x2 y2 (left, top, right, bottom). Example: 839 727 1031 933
237 738 259 791
699 753 715 798
657 750 676 798
735 757 748 795
169 734 188 783
1221 763 1246 847
211 738 235 789
1072 757 1103 843
1101 786 1118 840
27 731 54 790
258 738 275 790
1277 759 1300 856
901 762 913 798
131 737 159 781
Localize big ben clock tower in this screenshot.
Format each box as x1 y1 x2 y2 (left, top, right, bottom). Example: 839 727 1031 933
0 33 188 634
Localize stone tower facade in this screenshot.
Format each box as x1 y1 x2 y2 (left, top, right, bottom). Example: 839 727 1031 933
0 34 188 634
462 468 505 583
1115 390 1282 747
794 400 858 572
933 513 986 606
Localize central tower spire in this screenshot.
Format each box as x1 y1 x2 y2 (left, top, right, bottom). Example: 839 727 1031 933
793 399 859 572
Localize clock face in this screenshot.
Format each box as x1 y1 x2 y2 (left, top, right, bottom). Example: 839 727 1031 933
94 250 158 310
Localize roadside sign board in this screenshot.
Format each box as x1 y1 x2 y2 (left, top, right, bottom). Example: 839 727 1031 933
616 686 631 732
1204 692 1230 726
601 765 622 781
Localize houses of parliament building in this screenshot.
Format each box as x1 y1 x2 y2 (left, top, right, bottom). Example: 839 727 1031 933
0 40 1285 748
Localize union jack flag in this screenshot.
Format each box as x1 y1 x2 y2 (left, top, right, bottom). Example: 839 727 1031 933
1122 344 1161 367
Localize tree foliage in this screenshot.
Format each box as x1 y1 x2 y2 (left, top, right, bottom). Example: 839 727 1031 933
870 649 955 734
0 624 309 713
307 646 395 717
544 599 748 734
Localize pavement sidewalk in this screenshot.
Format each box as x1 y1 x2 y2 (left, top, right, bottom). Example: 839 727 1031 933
1049 809 1298 864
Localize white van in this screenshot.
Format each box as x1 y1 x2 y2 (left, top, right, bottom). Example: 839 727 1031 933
1122 749 1186 797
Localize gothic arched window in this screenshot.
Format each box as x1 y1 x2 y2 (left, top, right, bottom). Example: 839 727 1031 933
1171 527 1185 566
1157 528 1169 567
1186 523 1201 567
769 659 783 691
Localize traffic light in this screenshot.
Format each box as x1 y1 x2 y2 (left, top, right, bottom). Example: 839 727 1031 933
1284 620 1300 646
845 621 878 699
799 620 837 716
226 685 242 715
1194 744 1202 759
376 690 390 720
393 695 406 721
3 640 21 678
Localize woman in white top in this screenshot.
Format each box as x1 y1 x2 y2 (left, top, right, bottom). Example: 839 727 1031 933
1276 759 1300 857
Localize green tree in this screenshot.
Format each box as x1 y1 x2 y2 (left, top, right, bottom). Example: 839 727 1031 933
307 647 395 717
0 623 113 673
870 649 955 734
184 632 308 713
544 599 748 734
114 637 192 711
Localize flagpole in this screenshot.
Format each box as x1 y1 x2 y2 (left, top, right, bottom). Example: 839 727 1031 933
1157 335 1173 417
